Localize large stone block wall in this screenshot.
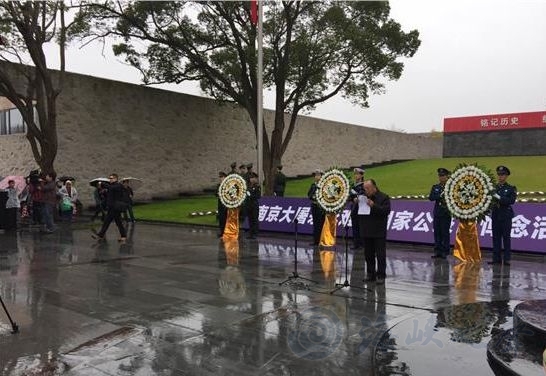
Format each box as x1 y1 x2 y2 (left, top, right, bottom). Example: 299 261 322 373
0 62 442 205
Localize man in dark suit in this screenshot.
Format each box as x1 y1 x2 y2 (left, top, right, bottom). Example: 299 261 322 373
246 172 261 239
349 167 365 249
92 173 128 242
273 165 287 197
360 179 391 284
489 165 517 266
216 171 228 238
307 169 324 246
429 168 451 259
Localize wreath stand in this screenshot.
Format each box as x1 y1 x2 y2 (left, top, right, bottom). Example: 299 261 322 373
0 295 19 333
279 219 318 289
330 223 371 294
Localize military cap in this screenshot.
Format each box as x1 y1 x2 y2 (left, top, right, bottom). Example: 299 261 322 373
249 172 259 178
230 162 237 169
354 167 365 174
277 165 283 170
437 168 450 176
219 171 227 177
496 165 510 175
313 169 324 175
246 163 253 169
239 164 247 169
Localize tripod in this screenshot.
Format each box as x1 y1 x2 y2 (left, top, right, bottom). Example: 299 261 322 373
279 220 317 289
330 224 370 294
0 294 19 333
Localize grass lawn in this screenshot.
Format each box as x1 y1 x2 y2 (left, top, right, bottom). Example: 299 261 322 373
135 155 546 225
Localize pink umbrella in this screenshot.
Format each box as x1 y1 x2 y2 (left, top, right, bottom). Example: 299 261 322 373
0 175 27 193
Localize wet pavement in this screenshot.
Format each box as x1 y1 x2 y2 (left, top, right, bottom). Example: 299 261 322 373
1 223 546 375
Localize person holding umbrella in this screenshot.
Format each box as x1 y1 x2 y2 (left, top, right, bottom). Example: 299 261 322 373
92 173 128 242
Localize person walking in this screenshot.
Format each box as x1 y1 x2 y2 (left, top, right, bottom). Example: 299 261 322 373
429 168 452 259
489 165 517 266
92 173 128 242
121 179 136 223
273 165 287 197
360 179 391 284
307 169 325 246
349 167 365 249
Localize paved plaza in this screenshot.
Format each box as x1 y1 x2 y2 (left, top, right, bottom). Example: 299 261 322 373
1 223 545 375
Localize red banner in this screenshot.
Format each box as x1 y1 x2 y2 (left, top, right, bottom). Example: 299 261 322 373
444 111 546 133
250 0 258 25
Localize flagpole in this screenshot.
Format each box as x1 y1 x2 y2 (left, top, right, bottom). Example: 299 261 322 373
257 0 264 189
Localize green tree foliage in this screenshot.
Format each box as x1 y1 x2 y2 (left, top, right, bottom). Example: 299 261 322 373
76 1 420 193
0 1 75 174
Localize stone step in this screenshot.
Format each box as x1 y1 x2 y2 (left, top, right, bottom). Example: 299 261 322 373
487 328 544 376
513 300 546 349
486 300 546 376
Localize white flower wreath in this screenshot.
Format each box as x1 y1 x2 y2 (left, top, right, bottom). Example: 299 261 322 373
444 164 495 221
316 168 350 213
218 174 248 209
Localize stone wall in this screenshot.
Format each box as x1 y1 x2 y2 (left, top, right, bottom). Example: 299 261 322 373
0 62 442 205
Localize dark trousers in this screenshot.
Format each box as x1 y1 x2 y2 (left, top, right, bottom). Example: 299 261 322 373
364 237 387 279
123 205 135 222
4 208 18 230
32 201 42 224
98 209 127 238
218 207 227 236
311 204 325 245
492 216 512 263
433 215 451 257
247 203 259 236
351 210 361 247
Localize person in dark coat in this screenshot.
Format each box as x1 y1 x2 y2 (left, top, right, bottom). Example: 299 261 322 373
273 165 287 197
92 173 128 241
360 179 391 284
489 165 517 265
40 172 57 233
349 167 365 249
307 169 325 246
429 168 452 259
216 171 228 238
246 172 261 239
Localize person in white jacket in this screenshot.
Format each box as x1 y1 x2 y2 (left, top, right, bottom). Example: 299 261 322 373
4 179 21 230
58 180 78 222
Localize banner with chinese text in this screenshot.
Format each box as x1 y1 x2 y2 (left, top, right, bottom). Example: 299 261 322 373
253 197 546 254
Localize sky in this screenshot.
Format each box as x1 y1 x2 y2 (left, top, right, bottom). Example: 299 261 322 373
43 0 546 134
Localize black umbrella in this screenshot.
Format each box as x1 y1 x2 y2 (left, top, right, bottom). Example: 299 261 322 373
58 175 76 183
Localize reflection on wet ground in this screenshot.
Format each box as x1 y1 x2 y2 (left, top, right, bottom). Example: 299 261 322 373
0 223 545 375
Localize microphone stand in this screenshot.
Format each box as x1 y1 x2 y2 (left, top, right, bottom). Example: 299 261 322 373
0 295 19 334
330 222 370 294
279 218 318 289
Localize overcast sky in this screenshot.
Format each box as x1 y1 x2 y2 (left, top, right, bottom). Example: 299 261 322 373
46 0 546 133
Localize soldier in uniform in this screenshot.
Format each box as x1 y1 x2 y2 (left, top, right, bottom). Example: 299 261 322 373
489 165 517 265
273 165 287 197
216 171 228 238
349 167 365 249
246 172 261 239
307 169 325 246
429 168 452 259
229 162 237 175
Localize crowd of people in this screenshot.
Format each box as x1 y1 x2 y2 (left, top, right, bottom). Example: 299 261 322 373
1 170 136 237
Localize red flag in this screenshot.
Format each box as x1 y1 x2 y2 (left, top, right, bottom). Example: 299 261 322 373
250 0 258 25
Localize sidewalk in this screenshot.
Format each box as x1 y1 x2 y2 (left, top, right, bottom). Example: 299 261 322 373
1 223 545 375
